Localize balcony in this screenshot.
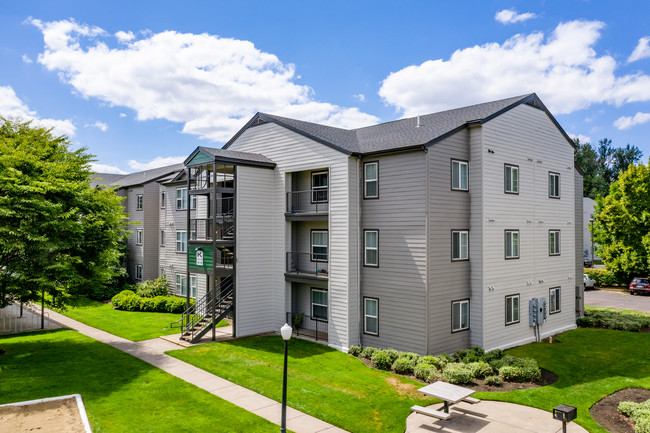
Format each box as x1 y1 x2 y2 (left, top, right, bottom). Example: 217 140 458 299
286 189 328 220
285 252 328 283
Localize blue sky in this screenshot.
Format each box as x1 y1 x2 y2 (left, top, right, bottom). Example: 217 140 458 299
2 1 650 173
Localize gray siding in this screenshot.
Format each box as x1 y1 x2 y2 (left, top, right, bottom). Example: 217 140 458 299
142 182 160 281
575 170 584 317
360 150 427 353
125 186 144 282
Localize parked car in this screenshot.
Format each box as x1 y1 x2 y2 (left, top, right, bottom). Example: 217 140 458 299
584 258 593 268
629 277 650 295
583 274 596 290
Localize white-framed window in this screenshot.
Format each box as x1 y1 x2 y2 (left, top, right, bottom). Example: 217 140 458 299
136 229 143 245
135 264 143 281
311 171 328 203
190 194 197 210
505 230 519 259
505 164 519 194
176 230 187 253
176 274 187 296
505 294 520 325
364 162 378 198
451 160 468 191
549 230 561 256
452 299 470 332
549 172 560 198
549 287 561 314
311 230 328 262
364 297 378 335
136 194 143 210
161 191 166 208
311 288 328 321
176 187 188 210
364 230 379 266
451 230 469 261
160 230 165 247
190 275 197 298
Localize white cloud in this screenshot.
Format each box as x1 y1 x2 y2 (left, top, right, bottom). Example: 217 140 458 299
629 36 650 63
90 163 128 174
30 19 379 142
128 156 186 170
353 93 365 102
379 20 650 117
115 30 134 43
119 113 127 118
22 54 33 64
568 133 592 144
85 120 108 131
613 112 650 130
495 9 537 24
0 85 76 137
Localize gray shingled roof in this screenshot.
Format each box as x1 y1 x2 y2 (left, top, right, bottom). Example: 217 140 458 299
240 94 555 155
109 163 185 188
197 146 275 165
90 173 127 188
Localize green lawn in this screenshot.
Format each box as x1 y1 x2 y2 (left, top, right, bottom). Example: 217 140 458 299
56 297 227 341
476 328 650 432
0 329 276 432
167 336 436 433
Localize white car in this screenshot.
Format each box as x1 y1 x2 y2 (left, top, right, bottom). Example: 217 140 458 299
583 274 596 289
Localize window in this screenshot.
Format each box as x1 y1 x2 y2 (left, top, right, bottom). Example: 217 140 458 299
364 162 378 198
311 171 328 203
549 172 560 198
505 295 520 325
190 194 197 210
136 194 143 210
311 230 328 262
549 230 561 256
364 230 379 266
176 230 187 253
176 188 188 210
505 230 519 259
311 288 328 321
451 160 468 191
364 297 378 335
451 230 469 261
176 274 187 296
452 299 469 332
190 275 197 298
160 230 165 247
549 287 561 314
136 229 143 245
161 191 166 208
135 264 143 280
505 164 519 194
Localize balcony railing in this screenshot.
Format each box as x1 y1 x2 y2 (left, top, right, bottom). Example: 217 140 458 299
190 218 213 241
286 252 328 277
286 190 329 214
286 312 328 341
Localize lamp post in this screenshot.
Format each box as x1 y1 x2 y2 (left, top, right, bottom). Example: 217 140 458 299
280 323 292 433
589 218 595 262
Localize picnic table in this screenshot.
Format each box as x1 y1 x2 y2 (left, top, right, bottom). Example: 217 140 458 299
414 381 479 417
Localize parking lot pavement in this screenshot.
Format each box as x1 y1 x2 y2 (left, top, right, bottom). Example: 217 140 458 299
585 289 650 313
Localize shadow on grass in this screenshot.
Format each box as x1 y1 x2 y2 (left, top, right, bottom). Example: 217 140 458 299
208 335 337 360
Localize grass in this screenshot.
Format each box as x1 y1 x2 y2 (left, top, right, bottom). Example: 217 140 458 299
56 297 227 342
476 328 650 432
167 336 436 433
0 329 276 432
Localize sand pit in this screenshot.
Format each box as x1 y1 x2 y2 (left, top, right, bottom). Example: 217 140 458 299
0 395 91 433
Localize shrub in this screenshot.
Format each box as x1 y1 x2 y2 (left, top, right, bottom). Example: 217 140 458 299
111 290 192 314
383 349 400 365
618 399 650 433
484 375 501 386
489 354 519 371
584 268 628 287
348 346 362 357
435 352 453 365
139 297 155 312
442 363 474 384
399 352 420 362
483 349 504 363
165 297 188 314
135 275 170 298
453 347 485 363
392 357 417 375
360 346 377 359
153 296 169 312
498 366 520 382
578 307 650 332
371 350 393 370
498 358 541 382
414 363 440 383
467 361 493 378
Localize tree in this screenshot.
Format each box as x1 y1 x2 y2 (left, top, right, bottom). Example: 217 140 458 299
0 118 127 309
592 161 650 279
574 137 643 198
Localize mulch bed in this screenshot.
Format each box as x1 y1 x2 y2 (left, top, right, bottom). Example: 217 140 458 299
590 387 650 433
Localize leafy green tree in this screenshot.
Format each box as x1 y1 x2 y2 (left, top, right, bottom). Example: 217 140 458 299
593 161 650 278
0 118 127 308
574 138 642 198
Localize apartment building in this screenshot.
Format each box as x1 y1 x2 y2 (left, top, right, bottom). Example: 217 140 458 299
105 93 583 355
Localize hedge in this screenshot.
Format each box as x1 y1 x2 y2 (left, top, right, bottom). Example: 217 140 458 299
577 307 650 332
111 290 193 313
583 268 629 287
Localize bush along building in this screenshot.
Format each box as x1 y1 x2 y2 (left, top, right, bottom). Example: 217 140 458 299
100 93 584 354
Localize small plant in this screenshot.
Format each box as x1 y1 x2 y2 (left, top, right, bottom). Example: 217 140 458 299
435 352 453 366
371 350 393 370
383 348 400 365
414 363 439 383
488 354 519 371
484 375 502 386
453 346 485 363
135 275 170 298
399 352 420 362
392 357 417 375
467 361 493 378
618 399 650 433
360 346 377 359
442 363 474 384
483 348 504 363
348 346 362 357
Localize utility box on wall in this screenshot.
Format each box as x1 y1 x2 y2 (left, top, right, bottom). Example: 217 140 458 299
529 298 548 326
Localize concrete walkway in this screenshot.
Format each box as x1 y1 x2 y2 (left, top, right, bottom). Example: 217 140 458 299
43 308 347 433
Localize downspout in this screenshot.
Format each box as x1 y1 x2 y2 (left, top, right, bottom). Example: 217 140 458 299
423 145 430 354
357 156 363 347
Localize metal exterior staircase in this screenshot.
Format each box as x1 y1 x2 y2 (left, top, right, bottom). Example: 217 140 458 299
171 276 233 344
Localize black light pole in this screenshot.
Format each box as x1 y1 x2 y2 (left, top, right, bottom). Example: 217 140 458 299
280 323 292 433
589 218 595 262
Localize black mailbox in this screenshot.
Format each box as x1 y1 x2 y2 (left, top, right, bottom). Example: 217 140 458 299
553 404 577 422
